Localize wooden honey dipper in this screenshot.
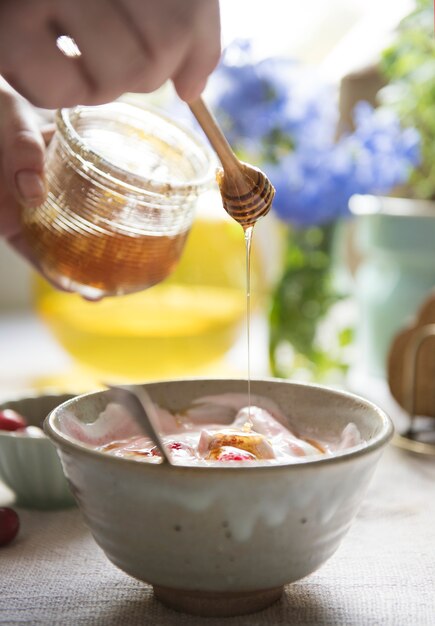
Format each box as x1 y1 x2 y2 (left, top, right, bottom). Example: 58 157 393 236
189 97 275 228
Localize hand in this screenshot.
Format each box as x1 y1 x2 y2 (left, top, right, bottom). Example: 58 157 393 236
0 78 52 266
0 0 221 108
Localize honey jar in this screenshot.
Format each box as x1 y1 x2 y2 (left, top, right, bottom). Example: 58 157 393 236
21 102 214 300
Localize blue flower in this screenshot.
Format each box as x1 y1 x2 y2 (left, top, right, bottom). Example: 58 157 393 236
209 40 421 227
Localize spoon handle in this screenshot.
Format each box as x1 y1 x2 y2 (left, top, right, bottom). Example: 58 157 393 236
189 97 241 174
106 384 172 465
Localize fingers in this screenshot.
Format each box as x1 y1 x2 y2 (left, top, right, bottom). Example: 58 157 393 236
0 1 92 108
0 85 71 290
6 230 73 292
40 124 56 146
0 91 47 208
0 0 221 108
6 231 38 267
172 0 221 102
120 0 221 101
3 34 91 109
113 0 193 95
55 0 151 104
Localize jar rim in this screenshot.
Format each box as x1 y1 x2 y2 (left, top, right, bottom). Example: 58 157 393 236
56 101 216 195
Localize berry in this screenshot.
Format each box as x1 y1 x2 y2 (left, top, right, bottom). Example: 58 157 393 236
166 441 194 459
217 448 255 462
0 409 27 432
168 442 183 450
0 508 19 547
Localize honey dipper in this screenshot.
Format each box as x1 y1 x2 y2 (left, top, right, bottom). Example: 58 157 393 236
189 97 275 228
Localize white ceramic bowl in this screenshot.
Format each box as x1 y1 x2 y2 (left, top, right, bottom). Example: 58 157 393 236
0 394 76 509
45 379 393 616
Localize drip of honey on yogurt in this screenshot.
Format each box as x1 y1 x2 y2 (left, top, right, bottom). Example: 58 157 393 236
216 166 275 424
188 97 275 426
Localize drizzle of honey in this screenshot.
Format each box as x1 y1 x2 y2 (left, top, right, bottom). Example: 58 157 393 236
216 166 275 423
205 429 274 460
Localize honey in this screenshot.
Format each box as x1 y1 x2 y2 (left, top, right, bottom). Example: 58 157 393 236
204 429 275 460
216 164 274 228
21 102 214 299
25 217 189 297
215 165 275 413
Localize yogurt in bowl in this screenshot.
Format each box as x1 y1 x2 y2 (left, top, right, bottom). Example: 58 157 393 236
44 378 393 617
61 391 365 466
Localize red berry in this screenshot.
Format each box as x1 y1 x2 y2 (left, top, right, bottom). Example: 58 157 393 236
0 409 27 432
217 450 255 462
169 442 183 450
0 507 20 546
166 441 194 459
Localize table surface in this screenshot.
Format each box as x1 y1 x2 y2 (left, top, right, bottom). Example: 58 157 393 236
1 314 435 626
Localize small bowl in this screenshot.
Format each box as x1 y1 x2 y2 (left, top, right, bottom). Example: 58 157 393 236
0 393 76 509
45 379 393 616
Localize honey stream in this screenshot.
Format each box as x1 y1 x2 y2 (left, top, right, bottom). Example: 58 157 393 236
217 166 274 427
244 226 254 418
188 99 274 429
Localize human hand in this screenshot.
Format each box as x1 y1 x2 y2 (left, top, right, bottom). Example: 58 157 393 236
0 78 52 266
0 0 221 108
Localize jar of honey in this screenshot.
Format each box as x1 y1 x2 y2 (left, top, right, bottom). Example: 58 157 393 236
21 102 214 300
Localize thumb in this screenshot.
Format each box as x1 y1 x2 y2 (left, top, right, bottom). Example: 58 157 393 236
1 95 47 208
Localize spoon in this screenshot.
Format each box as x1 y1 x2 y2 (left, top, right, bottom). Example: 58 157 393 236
188 97 275 228
105 383 173 465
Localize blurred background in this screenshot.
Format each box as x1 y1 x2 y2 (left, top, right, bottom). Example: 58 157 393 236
0 0 429 410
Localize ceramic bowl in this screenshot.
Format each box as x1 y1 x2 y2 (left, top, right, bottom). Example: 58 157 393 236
44 379 393 616
0 393 76 509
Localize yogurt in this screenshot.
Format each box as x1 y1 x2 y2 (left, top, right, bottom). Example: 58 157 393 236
84 393 364 466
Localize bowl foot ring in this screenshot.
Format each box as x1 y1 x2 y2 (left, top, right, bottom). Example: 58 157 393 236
153 584 283 617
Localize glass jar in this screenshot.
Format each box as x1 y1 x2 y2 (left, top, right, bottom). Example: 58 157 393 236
21 102 214 300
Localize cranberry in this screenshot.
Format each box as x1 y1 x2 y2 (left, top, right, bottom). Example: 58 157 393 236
0 409 27 432
0 507 20 546
166 441 194 459
217 450 255 462
168 442 183 450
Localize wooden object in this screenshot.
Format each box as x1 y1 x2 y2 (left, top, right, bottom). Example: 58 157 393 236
189 98 275 228
387 291 435 418
336 64 386 138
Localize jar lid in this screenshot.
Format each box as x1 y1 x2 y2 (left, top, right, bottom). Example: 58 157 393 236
57 102 215 195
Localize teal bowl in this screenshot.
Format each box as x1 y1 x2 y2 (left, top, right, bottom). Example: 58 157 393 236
0 393 76 509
